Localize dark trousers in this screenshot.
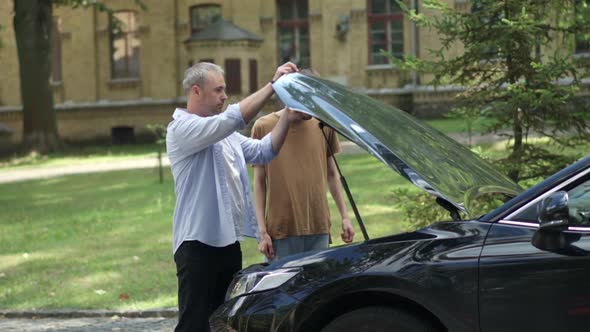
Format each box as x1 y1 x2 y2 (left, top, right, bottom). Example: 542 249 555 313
174 240 242 332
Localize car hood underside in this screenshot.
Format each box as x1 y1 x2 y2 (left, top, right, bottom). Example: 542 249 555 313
273 73 522 217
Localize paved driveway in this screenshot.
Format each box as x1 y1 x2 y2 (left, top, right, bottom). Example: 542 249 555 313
0 317 176 332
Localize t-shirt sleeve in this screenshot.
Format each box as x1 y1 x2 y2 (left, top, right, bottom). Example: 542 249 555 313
327 128 341 156
251 119 264 140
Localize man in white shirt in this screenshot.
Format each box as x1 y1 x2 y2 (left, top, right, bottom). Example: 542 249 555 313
166 62 298 332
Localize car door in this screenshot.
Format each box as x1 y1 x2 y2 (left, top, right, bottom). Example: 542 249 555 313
478 171 590 332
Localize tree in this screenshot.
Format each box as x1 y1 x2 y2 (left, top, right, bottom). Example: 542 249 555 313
393 0 590 181
11 0 144 154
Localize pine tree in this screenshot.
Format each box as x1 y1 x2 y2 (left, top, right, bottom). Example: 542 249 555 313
394 0 590 181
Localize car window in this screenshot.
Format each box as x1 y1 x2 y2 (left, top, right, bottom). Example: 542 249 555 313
512 201 540 223
569 178 590 225
512 176 590 226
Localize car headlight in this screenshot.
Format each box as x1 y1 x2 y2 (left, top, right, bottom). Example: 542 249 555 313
226 267 301 301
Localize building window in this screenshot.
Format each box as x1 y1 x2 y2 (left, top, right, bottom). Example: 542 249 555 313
51 16 63 83
368 0 404 65
225 59 242 94
575 0 590 54
190 4 222 36
110 11 140 79
249 59 258 93
277 0 310 68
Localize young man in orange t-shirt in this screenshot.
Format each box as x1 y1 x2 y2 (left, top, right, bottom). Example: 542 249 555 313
251 77 355 260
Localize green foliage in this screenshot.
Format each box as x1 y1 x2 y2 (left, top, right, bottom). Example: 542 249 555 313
494 143 582 181
391 138 590 224
391 188 451 229
391 188 506 227
393 0 590 181
446 106 482 146
146 124 167 145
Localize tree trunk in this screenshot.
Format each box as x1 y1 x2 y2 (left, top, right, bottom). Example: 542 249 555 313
503 1 523 182
13 0 62 153
508 110 524 182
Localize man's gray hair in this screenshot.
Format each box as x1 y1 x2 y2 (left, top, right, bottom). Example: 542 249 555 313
182 62 224 93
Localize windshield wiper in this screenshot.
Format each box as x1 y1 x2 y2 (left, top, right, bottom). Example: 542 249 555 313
319 122 369 241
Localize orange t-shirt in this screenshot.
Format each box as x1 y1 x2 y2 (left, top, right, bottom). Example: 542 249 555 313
251 112 341 240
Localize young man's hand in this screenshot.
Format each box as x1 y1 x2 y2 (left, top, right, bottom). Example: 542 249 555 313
341 218 355 243
258 232 275 259
285 108 312 122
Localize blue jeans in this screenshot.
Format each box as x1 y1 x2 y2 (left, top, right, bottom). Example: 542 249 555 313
272 234 329 261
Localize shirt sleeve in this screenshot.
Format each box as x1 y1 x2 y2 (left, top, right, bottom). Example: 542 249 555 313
169 104 246 158
239 129 277 165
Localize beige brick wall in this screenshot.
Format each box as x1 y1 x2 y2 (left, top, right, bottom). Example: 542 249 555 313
55 6 97 103
1 0 585 146
0 0 449 109
0 2 21 106
184 40 262 98
0 101 182 144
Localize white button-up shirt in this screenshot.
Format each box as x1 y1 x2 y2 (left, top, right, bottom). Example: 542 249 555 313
166 104 276 253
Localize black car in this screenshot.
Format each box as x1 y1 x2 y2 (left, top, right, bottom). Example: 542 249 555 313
210 73 590 332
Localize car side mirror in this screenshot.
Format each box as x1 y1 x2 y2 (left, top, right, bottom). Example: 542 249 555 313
537 191 569 232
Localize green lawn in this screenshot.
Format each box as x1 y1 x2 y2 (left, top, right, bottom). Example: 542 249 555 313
0 153 411 310
424 117 497 134
1 126 588 310
0 169 177 310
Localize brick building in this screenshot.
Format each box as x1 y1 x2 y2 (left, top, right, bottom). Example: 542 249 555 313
0 0 584 145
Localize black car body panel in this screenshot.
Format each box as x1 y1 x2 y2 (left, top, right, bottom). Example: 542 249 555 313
211 74 590 332
479 222 590 331
211 222 492 331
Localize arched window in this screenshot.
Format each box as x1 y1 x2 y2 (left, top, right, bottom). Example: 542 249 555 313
110 10 141 79
190 4 222 36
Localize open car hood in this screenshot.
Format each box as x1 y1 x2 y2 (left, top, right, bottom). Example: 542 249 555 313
273 73 523 217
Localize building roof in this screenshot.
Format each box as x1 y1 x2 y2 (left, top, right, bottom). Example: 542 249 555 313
186 19 263 42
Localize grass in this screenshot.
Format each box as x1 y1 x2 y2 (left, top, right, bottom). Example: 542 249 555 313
0 169 177 310
468 136 590 161
0 153 411 310
424 117 497 134
1 122 588 310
